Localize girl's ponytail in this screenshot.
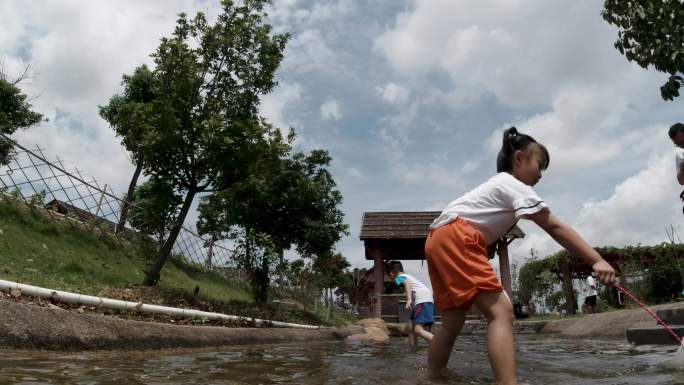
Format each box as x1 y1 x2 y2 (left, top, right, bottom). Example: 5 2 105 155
496 126 549 173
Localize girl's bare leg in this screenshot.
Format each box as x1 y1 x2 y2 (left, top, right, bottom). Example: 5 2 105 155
473 291 518 385
427 308 465 375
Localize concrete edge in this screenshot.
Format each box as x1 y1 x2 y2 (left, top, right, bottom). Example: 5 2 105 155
0 300 352 351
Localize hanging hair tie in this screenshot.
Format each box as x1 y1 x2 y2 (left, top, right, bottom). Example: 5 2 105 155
507 126 518 138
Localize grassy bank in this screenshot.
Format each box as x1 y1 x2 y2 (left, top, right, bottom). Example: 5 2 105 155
0 198 349 326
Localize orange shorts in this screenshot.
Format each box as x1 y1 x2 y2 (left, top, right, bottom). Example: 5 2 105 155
425 217 502 311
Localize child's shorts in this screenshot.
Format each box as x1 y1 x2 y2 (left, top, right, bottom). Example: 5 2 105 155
410 302 434 325
425 217 502 311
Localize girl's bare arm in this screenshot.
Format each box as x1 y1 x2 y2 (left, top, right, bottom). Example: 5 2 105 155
526 210 615 284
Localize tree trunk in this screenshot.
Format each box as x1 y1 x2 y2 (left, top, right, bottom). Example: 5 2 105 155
205 235 215 269
560 257 577 315
325 287 332 321
116 162 143 234
257 252 270 304
314 290 319 313
144 188 197 285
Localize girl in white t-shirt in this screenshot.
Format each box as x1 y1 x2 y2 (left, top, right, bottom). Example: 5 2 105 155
425 127 616 384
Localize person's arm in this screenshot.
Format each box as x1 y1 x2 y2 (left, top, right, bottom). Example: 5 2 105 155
526 210 615 284
678 162 684 185
404 280 413 310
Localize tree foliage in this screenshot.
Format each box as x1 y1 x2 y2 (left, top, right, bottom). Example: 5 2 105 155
314 252 351 290
99 65 157 165
645 254 683 302
137 0 289 285
99 65 158 232
230 228 281 304
603 0 684 100
198 130 349 259
517 251 560 313
518 243 684 311
0 72 44 164
127 178 182 251
337 267 371 312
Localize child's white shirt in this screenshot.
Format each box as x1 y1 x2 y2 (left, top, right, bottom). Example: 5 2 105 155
395 273 433 305
430 172 549 245
586 275 598 297
675 147 684 175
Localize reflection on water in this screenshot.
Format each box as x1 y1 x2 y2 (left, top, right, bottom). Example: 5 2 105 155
2 335 684 384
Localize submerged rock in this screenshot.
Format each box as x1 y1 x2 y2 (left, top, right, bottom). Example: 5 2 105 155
345 323 390 343
385 322 408 337
355 318 389 335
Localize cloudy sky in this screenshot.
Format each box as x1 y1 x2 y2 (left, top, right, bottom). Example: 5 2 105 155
3 0 684 286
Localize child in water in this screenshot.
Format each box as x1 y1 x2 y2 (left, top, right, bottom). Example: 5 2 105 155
425 127 616 385
387 261 434 347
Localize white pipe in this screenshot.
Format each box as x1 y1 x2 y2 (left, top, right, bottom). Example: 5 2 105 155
0 279 319 330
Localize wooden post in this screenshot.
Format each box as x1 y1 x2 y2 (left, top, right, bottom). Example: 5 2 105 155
204 236 215 269
88 184 107 231
372 246 384 318
497 239 513 299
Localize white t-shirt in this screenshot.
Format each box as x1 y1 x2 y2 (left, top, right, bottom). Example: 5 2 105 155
395 273 433 305
675 148 684 175
430 172 549 245
586 276 598 297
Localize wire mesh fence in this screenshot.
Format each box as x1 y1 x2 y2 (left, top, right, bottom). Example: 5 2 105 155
0 134 238 275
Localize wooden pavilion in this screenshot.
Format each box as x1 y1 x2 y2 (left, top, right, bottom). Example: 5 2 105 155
359 211 525 318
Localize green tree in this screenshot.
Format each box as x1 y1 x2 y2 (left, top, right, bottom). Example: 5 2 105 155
231 228 280 304
199 137 349 260
337 267 369 314
645 254 682 302
99 65 158 234
313 252 350 320
127 178 182 253
0 68 44 164
517 250 559 315
602 0 684 100
141 0 288 285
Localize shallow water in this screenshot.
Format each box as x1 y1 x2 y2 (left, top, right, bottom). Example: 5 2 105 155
2 335 684 384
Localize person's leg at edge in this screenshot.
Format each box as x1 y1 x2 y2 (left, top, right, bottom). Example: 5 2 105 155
414 323 434 342
407 320 417 347
473 291 518 385
428 307 466 376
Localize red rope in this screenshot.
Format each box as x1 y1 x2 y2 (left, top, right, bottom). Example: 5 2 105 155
613 282 682 345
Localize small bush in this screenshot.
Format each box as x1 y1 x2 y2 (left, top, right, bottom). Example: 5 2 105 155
645 254 683 303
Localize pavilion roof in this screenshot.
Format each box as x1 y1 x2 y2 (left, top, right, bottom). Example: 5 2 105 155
359 211 525 240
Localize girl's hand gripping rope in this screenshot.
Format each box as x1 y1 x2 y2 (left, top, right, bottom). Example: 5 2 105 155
591 260 615 285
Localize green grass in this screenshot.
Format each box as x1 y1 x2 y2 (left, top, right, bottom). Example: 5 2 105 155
0 198 348 325
0 198 249 302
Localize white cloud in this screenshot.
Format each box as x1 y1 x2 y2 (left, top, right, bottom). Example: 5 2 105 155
574 153 681 246
483 82 662 185
282 29 338 74
320 99 342 121
0 1 212 194
374 1 651 108
376 82 409 104
310 0 354 21
260 81 304 130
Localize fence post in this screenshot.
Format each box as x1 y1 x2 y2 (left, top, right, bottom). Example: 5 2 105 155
87 184 107 232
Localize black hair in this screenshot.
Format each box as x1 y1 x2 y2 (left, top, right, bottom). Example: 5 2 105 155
496 126 550 173
669 123 684 139
387 260 404 274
